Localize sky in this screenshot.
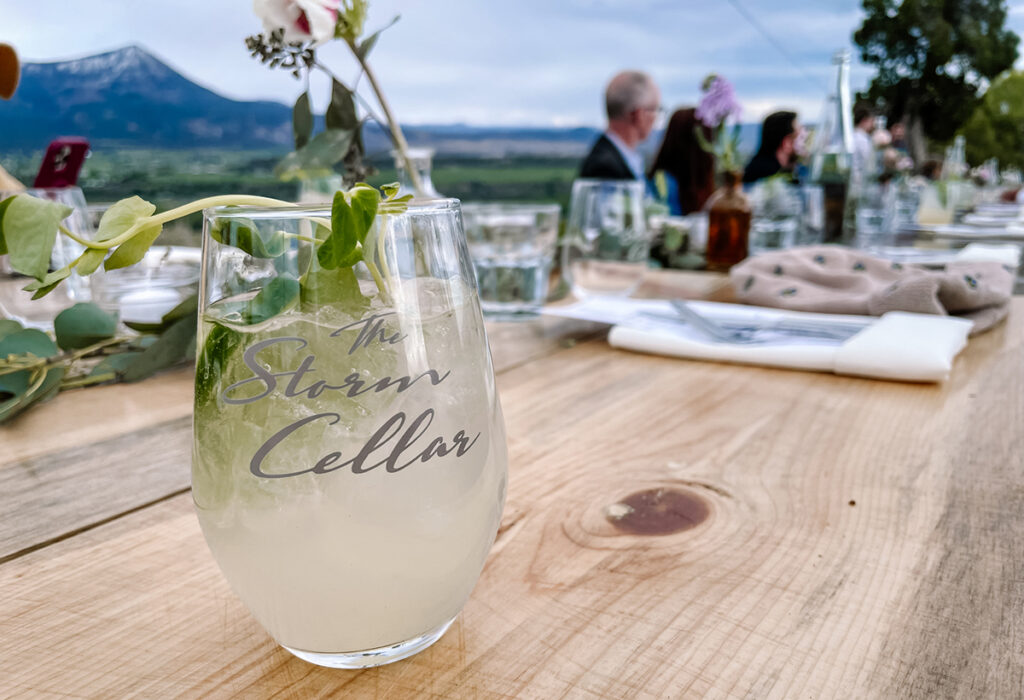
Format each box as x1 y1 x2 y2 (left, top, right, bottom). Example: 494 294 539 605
5 0 1024 128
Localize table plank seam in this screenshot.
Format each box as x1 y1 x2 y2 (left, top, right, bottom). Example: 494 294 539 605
0 486 191 566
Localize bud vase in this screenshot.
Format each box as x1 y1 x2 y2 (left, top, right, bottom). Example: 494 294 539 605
705 171 752 271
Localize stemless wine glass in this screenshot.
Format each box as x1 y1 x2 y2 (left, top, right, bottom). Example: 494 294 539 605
561 179 649 298
462 202 561 320
193 199 508 669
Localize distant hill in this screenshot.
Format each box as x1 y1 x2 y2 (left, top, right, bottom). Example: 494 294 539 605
0 46 602 157
0 45 762 159
0 46 294 150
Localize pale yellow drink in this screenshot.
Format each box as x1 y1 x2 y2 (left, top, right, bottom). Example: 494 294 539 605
192 279 507 654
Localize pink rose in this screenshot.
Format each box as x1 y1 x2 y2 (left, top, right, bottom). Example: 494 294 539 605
253 0 340 45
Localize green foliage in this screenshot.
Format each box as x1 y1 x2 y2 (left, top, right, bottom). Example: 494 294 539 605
195 323 241 408
0 324 65 422
274 129 355 181
357 15 399 60
0 194 72 280
854 0 1019 149
241 277 301 324
210 217 288 258
293 92 313 150
959 70 1024 168
326 80 358 131
54 303 119 350
120 316 196 383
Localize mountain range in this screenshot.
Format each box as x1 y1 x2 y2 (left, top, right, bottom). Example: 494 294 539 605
0 46 601 157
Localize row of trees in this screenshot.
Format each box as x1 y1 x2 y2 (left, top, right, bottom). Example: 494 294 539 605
854 0 1023 168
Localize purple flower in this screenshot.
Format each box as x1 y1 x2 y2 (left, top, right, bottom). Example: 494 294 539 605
695 75 742 129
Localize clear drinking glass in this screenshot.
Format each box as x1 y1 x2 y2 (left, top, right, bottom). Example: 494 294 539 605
748 179 802 255
193 200 508 668
0 186 92 329
562 179 649 298
462 202 560 319
855 182 897 248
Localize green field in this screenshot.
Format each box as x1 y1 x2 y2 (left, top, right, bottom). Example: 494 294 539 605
1 149 580 246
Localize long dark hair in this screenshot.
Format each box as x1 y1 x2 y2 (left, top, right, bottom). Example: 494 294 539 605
648 108 715 214
753 111 797 161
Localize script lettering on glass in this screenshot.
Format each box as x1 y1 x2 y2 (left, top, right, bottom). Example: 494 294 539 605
216 314 481 479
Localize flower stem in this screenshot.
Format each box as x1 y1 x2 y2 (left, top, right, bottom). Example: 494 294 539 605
347 40 424 197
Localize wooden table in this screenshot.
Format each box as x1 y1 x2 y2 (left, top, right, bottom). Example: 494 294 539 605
2 271 1022 698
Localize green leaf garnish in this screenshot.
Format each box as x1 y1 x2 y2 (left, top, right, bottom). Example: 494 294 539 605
23 266 73 299
242 276 301 324
75 247 108 276
196 323 242 408
211 218 287 258
95 196 156 242
0 194 72 280
104 222 162 271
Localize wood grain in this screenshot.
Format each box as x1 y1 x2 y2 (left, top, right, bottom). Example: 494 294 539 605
1 299 1021 697
0 314 605 564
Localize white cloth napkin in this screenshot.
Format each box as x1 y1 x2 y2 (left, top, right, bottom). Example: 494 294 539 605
544 298 974 383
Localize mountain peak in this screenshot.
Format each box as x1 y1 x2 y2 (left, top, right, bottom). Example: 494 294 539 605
23 44 171 81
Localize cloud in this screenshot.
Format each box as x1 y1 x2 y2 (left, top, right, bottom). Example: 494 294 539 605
8 0 1005 127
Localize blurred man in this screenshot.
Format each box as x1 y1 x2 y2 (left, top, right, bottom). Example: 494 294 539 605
579 70 661 180
852 102 877 188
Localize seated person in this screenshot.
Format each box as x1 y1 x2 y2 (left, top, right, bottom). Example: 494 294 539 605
648 107 715 215
743 111 799 184
580 70 661 180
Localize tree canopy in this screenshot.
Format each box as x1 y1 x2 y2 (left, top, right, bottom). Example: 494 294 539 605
959 71 1024 169
854 0 1019 158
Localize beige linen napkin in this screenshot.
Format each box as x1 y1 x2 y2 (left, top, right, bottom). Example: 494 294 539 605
729 245 1014 335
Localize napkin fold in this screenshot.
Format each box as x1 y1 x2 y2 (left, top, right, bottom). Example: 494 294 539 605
729 245 1014 335
544 298 974 383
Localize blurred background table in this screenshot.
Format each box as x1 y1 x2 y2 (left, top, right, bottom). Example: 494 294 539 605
1 270 1022 698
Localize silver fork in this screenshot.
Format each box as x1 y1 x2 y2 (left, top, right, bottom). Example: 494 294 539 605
646 300 870 344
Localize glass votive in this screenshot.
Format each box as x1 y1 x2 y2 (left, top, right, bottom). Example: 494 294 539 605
462 202 560 320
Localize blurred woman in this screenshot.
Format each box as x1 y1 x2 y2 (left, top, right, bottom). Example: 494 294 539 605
742 111 800 184
647 108 715 215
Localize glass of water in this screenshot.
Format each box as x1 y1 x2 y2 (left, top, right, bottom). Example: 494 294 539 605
562 179 649 298
748 179 802 255
462 202 560 320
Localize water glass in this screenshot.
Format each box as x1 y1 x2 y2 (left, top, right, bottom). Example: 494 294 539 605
855 183 896 248
748 180 802 255
0 186 92 329
562 179 649 298
194 199 507 668
462 203 560 320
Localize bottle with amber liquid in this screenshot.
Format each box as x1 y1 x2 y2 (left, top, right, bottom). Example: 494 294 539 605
705 170 752 271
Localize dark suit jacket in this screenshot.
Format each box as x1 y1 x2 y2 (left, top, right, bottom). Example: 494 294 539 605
579 134 636 180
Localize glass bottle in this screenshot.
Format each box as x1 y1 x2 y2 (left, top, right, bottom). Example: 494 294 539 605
393 147 442 199
704 171 752 271
810 49 855 243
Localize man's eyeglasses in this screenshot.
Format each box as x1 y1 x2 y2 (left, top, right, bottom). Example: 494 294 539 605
639 105 666 117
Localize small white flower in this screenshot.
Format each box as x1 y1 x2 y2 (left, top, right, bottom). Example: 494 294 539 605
253 0 340 45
